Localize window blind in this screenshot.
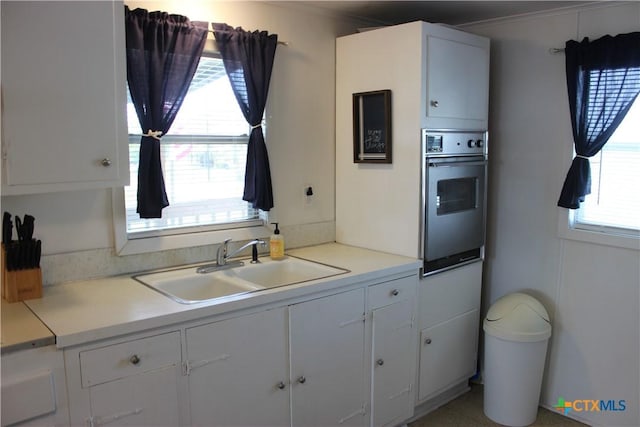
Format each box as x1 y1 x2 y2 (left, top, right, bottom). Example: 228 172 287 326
125 56 259 236
575 67 640 232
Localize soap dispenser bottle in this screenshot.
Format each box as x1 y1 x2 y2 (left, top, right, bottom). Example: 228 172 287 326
269 222 285 260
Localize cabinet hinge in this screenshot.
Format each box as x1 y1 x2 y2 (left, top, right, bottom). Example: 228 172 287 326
183 353 231 376
89 408 142 426
389 384 413 401
338 404 366 424
339 314 366 328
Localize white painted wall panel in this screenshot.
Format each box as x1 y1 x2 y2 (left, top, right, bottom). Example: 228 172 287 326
466 3 640 426
336 23 424 258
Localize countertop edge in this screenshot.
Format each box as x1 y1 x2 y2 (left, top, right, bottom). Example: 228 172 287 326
23 243 422 349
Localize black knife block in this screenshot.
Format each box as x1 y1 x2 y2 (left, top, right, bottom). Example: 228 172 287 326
2 244 42 303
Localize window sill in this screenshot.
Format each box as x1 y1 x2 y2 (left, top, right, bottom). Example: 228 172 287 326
557 208 640 251
112 188 271 256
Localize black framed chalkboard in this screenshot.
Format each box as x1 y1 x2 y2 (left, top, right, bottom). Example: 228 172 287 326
352 90 392 163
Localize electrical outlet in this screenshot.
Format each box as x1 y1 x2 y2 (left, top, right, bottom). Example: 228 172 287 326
303 184 314 207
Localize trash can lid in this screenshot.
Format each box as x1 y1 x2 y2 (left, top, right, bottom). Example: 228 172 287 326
483 292 551 342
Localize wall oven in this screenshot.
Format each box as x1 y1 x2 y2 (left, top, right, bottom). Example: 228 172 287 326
421 129 488 276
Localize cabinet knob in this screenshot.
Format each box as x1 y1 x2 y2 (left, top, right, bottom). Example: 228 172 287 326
276 381 286 390
101 158 112 167
391 289 399 296
297 376 306 384
424 338 432 345
430 100 439 108
376 358 384 366
129 354 141 365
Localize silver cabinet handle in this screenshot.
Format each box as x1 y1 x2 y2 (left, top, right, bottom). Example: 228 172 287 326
376 359 384 366
101 158 112 167
297 376 306 384
276 381 286 390
430 100 439 108
424 338 432 345
391 289 399 296
129 354 140 365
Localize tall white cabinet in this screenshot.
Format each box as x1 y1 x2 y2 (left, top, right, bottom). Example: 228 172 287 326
335 21 489 259
335 21 489 417
1 1 129 195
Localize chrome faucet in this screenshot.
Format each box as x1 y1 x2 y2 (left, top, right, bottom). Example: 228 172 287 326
197 238 266 274
217 238 266 265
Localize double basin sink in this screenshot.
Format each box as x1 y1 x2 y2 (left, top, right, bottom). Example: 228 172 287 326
134 256 349 304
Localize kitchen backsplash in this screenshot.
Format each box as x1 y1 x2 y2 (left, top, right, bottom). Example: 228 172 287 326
40 221 335 286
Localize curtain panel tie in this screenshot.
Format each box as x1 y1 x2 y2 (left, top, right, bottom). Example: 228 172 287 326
574 154 589 160
251 123 262 129
142 130 163 140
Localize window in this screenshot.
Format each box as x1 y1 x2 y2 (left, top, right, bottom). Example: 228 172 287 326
125 54 262 238
572 71 640 236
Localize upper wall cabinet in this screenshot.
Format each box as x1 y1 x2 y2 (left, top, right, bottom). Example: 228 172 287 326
425 33 490 129
1 1 129 195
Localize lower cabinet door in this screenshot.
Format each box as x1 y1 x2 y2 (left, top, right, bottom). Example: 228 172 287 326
185 307 289 426
372 298 415 427
418 309 479 401
88 366 180 426
290 288 367 427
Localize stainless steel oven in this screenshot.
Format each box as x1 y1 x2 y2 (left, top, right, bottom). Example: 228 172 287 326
421 129 488 275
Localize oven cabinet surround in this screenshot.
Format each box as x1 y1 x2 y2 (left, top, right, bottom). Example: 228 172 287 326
1 346 69 427
0 1 128 195
415 262 482 408
335 21 489 259
61 272 419 427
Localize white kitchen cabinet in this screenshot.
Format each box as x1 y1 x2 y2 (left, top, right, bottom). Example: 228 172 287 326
65 331 182 426
185 308 289 426
369 276 417 427
425 35 490 128
418 309 479 401
1 1 128 195
416 262 482 403
184 287 367 427
1 346 69 427
290 288 367 427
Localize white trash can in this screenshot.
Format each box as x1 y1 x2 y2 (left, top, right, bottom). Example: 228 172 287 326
483 293 552 427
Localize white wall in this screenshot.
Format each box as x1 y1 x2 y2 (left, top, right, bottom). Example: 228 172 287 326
1 1 370 282
465 3 640 426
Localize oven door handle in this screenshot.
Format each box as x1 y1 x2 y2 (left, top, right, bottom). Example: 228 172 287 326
428 160 487 168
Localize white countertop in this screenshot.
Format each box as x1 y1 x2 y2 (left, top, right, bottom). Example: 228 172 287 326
23 243 421 348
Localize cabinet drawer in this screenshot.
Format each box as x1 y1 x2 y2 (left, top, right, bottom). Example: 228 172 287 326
368 275 417 310
80 332 180 388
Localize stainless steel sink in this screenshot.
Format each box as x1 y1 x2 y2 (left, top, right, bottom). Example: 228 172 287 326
134 256 349 304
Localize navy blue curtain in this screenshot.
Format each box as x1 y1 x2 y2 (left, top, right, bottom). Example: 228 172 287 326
557 32 640 209
125 7 208 218
212 23 278 211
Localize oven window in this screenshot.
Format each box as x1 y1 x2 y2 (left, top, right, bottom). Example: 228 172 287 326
437 178 477 215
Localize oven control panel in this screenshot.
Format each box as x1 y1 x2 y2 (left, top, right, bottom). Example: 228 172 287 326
423 129 487 156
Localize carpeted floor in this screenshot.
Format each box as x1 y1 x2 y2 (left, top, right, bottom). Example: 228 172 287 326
409 384 588 426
